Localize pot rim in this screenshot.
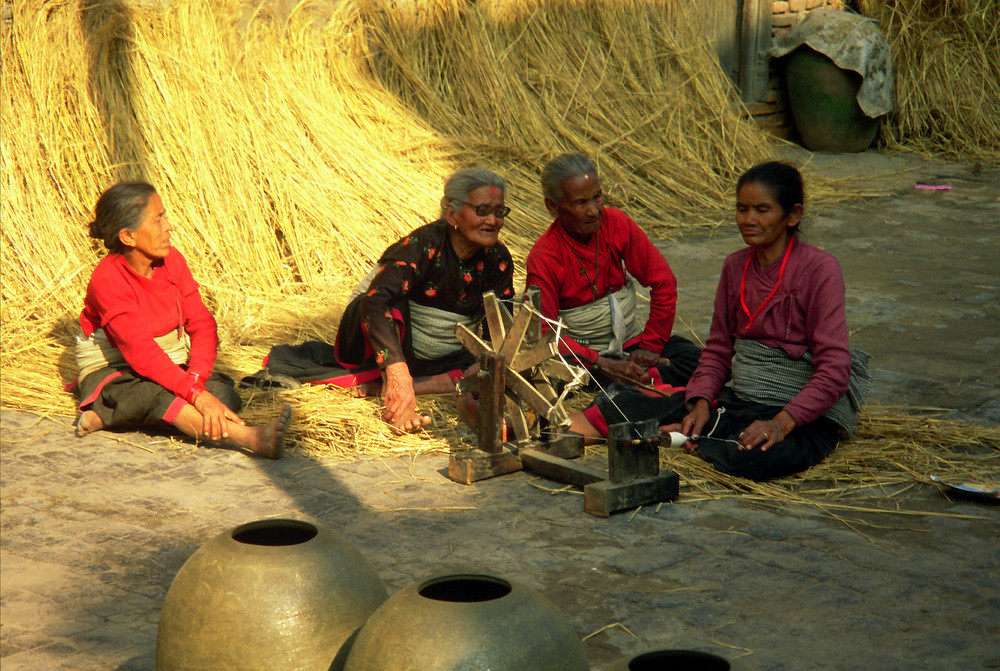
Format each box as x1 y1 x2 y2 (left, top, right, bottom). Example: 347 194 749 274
230 518 319 546
417 573 514 603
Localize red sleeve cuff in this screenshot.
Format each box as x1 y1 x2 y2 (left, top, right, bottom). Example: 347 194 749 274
583 405 609 438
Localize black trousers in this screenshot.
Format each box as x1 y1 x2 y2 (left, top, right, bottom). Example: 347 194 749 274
79 368 241 428
593 386 840 481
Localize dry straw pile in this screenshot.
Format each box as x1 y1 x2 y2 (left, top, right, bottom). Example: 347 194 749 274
364 0 773 226
2 0 766 432
856 0 1000 160
2 0 997 496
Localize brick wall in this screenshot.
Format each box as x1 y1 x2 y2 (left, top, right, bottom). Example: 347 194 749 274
749 0 844 139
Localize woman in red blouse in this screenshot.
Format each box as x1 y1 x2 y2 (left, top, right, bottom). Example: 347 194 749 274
74 182 291 459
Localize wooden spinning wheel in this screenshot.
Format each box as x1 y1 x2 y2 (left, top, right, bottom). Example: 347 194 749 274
453 289 578 446
448 289 680 517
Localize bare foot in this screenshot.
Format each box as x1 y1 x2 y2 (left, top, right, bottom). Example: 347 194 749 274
455 392 479 430
350 379 383 398
74 410 104 438
453 393 516 439
253 405 292 459
387 407 432 434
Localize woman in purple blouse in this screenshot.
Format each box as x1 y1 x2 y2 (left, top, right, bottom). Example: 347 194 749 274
571 161 869 480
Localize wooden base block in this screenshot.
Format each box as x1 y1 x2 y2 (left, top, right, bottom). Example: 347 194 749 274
583 471 680 518
448 448 523 485
520 449 605 488
536 432 585 459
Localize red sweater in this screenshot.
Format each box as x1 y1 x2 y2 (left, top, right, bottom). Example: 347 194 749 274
684 239 851 426
79 248 218 397
524 207 677 362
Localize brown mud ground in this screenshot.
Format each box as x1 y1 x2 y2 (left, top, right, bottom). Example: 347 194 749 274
2 149 999 671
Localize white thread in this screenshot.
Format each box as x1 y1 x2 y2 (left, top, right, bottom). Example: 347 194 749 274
522 303 746 449
667 431 688 447
524 304 644 439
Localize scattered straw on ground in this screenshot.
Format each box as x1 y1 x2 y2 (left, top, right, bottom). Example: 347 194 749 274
651 406 1000 521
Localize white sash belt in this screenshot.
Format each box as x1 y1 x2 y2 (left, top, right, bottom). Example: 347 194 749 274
558 281 641 357
408 302 476 362
76 328 190 381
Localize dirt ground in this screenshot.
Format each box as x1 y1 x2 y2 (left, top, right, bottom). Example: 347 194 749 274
1 148 999 671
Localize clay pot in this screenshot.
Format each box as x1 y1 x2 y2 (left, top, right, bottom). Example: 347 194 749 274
785 46 880 153
603 649 733 670
155 518 388 671
343 573 589 671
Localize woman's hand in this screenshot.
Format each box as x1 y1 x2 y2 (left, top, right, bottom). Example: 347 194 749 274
627 348 660 369
193 390 244 441
680 398 711 453
383 362 431 432
738 410 796 452
597 356 651 385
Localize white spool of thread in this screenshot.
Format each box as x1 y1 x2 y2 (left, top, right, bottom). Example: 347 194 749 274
666 431 689 448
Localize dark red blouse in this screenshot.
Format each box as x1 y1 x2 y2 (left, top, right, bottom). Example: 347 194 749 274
524 207 678 362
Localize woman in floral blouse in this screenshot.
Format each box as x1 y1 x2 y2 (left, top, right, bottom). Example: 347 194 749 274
334 167 515 432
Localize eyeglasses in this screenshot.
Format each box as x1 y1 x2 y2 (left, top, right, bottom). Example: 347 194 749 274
459 201 511 219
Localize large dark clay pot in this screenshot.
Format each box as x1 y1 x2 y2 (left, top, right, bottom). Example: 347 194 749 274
785 46 880 153
343 573 589 671
155 519 388 671
603 649 733 670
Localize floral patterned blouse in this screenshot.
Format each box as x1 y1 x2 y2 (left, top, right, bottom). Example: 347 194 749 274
360 220 514 368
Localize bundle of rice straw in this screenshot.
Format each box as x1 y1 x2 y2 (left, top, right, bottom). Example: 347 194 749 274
1 0 769 425
856 0 1000 160
357 0 773 234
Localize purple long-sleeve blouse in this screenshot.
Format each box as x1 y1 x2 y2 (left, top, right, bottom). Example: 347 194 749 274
684 239 852 427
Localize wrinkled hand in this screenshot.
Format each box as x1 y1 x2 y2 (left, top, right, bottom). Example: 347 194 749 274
194 390 244 441
680 398 711 453
737 410 796 452
383 362 430 432
628 348 660 369
597 356 651 385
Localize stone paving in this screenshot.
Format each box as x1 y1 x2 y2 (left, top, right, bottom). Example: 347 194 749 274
2 408 998 670
3 152 999 670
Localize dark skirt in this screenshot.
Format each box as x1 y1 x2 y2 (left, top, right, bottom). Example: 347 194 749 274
591 386 840 481
333 293 475 379
240 294 476 391
78 367 241 428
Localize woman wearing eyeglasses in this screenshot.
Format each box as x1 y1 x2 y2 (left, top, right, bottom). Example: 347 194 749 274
333 167 515 432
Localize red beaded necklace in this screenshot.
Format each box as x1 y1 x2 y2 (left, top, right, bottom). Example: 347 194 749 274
739 236 794 329
565 228 601 300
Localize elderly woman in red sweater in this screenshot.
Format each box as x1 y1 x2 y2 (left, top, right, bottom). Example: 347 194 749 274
525 153 700 388
570 162 869 480
74 182 291 458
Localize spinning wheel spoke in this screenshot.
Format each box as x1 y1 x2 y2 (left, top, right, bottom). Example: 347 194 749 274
455 290 570 439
